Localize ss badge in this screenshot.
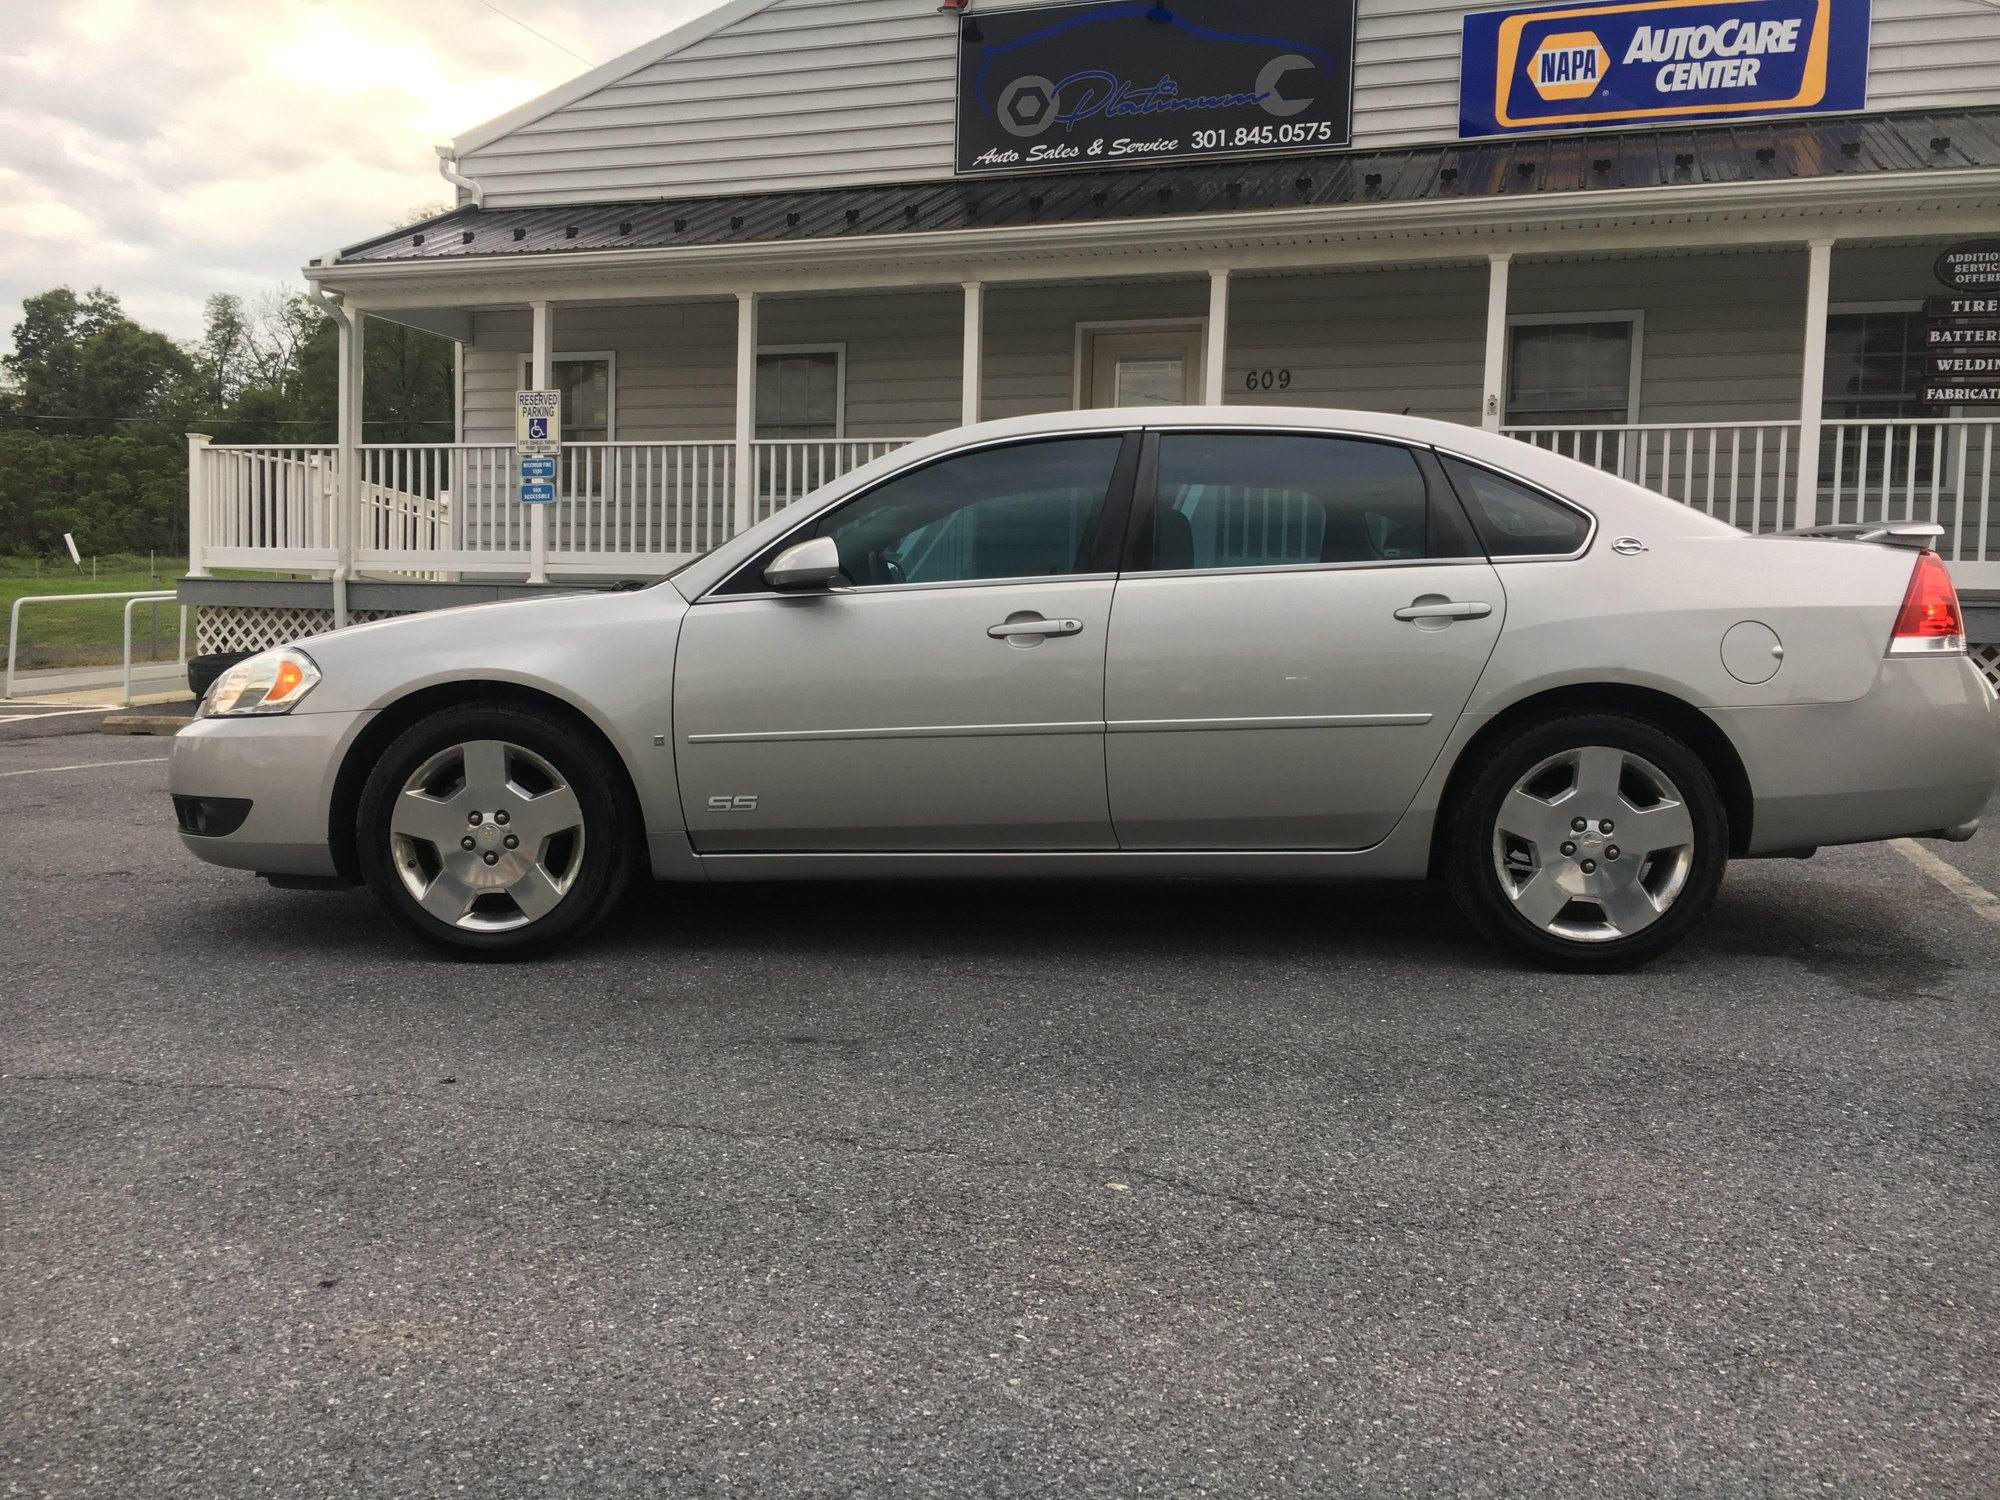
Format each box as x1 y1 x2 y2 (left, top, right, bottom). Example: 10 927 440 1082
707 794 759 812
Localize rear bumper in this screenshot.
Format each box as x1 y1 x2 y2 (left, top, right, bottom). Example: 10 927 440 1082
168 710 375 877
1719 656 2000 855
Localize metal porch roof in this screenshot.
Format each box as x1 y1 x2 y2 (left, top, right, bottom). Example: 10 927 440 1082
337 108 2000 267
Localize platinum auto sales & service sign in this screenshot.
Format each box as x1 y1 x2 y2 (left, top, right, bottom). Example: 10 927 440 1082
956 0 1357 176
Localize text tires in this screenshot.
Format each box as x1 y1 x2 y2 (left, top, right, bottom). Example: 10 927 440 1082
1445 712 1729 972
356 703 635 959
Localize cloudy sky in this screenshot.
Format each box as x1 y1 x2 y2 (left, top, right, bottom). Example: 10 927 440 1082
1 0 721 350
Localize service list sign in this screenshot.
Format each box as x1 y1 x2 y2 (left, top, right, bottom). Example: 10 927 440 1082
1459 0 1870 138
956 0 1356 176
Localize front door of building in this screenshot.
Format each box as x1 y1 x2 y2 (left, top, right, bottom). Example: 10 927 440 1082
1084 326 1203 409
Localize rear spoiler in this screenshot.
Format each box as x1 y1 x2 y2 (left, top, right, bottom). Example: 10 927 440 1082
1775 522 1943 551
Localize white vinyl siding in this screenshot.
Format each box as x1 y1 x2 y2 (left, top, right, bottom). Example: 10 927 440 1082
460 289 963 444
456 0 2000 208
451 241 1961 442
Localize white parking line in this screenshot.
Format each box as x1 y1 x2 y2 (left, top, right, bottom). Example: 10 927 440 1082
1892 839 2000 929
0 707 114 724
0 757 168 779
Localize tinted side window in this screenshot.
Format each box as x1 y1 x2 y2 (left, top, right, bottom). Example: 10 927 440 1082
809 438 1122 587
1137 434 1433 573
1440 457 1591 558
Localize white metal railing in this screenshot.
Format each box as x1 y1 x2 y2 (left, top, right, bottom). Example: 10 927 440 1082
5 590 187 704
1504 422 1801 533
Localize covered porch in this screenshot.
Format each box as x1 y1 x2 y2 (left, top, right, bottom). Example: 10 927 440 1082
187 144 2000 644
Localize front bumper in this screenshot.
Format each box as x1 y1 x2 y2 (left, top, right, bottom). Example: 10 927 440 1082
168 710 375 877
1719 655 2000 855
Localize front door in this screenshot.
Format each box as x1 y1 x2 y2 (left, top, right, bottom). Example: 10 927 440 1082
1084 326 1203 409
1105 430 1506 850
675 434 1135 852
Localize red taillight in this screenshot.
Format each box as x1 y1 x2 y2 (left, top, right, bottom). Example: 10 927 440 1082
1888 550 1965 655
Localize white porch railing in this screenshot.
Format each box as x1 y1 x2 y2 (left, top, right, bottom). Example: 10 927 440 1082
1506 418 2000 586
1503 422 1801 533
753 438 912 522
191 423 2000 589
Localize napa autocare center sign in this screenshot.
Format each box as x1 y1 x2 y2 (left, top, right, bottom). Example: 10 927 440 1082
956 0 1356 176
1459 0 1870 138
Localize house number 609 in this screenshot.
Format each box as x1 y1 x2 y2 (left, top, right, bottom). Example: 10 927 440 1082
1243 369 1293 391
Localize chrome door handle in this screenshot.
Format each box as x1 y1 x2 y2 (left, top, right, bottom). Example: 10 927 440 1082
987 618 1084 639
1394 601 1493 621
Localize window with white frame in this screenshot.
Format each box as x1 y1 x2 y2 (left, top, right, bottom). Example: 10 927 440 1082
1505 316 1639 427
516 355 614 442
757 346 844 439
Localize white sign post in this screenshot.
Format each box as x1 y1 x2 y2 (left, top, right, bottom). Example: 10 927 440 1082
515 389 562 505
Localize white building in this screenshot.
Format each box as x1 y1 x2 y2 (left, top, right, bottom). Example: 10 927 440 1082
184 0 2000 674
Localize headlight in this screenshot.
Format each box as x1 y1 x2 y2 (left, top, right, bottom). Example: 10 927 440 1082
200 648 323 717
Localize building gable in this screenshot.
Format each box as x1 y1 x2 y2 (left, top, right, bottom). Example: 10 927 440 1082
452 0 2000 209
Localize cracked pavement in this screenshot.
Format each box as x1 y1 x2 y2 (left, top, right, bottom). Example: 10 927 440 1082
2 733 1997 1497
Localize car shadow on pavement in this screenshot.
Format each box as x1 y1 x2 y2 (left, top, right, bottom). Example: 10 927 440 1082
187 862 1952 987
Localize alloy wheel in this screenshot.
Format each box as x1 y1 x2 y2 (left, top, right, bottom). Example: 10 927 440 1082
1490 744 1695 944
386 739 586 932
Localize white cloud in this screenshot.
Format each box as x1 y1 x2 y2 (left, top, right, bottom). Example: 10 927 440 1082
0 0 718 351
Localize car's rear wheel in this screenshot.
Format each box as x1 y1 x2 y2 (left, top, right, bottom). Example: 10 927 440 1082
356 703 635 959
1444 712 1728 971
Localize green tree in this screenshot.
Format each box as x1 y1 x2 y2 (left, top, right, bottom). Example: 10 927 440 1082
2 286 126 426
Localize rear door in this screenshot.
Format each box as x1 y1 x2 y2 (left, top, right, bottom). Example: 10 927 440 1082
1104 429 1506 850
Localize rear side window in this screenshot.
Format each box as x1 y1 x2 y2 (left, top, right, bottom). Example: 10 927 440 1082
1440 456 1592 558
1135 433 1436 572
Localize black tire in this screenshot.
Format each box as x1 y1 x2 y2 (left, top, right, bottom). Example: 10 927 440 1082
1443 711 1729 972
356 702 637 960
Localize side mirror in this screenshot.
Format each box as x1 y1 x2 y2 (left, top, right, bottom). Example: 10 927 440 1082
763 535 848 592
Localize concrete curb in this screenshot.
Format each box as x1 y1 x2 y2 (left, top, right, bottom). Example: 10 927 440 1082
103 715 192 737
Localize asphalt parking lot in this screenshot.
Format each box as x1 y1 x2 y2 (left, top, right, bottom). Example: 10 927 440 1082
2 732 1996 1498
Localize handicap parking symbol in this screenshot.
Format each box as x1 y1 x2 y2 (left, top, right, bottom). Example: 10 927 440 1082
528 416 549 440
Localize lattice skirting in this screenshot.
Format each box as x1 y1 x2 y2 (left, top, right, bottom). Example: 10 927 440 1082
1973 643 2000 694
195 606 407 655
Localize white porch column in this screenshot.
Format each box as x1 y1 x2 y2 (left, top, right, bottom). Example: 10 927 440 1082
185 433 212 578
734 291 760 536
528 299 553 583
1203 269 1232 405
1793 238 1836 529
333 305 363 627
961 281 984 427
1480 253 1512 432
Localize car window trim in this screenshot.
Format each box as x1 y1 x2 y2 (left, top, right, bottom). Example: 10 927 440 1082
1121 426 1482 576
699 428 1143 602
1427 444 1599 562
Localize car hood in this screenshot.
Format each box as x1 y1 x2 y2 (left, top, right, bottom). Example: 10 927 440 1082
286 584 688 716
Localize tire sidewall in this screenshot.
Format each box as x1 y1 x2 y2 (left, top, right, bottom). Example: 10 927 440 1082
1446 712 1729 972
356 704 631 958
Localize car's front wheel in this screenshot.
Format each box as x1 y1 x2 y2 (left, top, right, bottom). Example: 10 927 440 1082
1444 712 1729 972
356 703 635 959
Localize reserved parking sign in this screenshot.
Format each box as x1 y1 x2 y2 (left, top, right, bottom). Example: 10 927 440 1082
515 389 562 457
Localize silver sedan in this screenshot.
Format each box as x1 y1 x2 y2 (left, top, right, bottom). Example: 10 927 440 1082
169 409 1999 970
